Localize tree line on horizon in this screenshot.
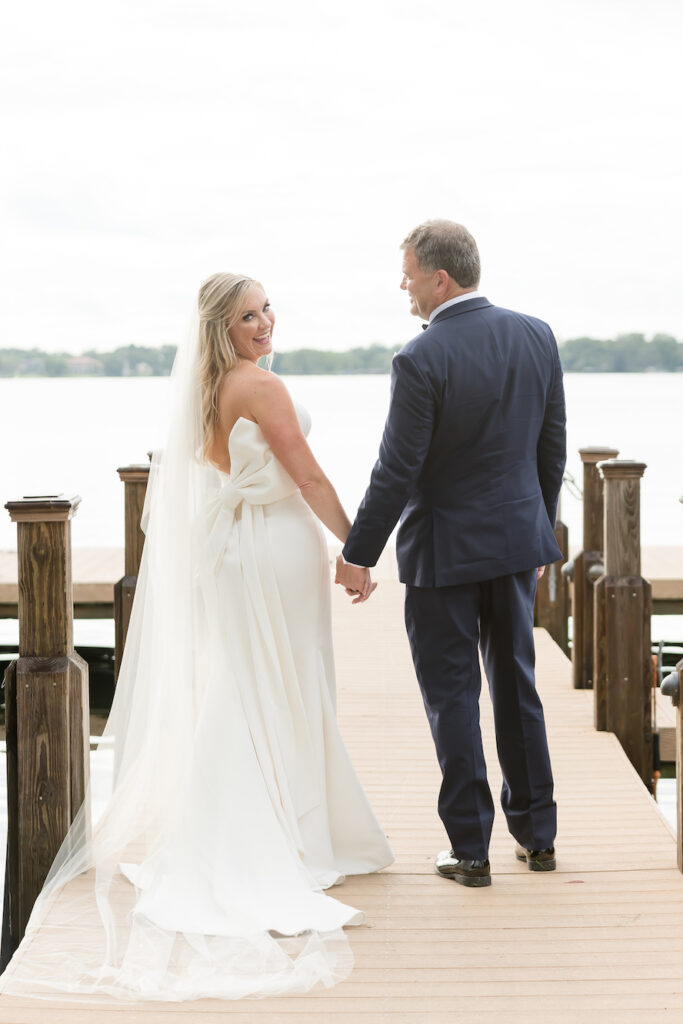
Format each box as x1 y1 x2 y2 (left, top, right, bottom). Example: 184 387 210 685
1 333 682 377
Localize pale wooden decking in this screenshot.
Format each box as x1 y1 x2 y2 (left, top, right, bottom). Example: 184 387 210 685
2 544 683 609
1 573 683 1023
0 548 122 611
5 543 680 758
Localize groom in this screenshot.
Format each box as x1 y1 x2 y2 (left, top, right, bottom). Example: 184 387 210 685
336 220 566 887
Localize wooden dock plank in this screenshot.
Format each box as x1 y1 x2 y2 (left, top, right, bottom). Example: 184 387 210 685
655 684 677 762
1 544 683 604
0 548 123 610
642 546 683 601
1 578 682 1021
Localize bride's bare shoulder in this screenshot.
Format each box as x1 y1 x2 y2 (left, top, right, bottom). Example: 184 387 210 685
222 363 287 402
218 364 291 423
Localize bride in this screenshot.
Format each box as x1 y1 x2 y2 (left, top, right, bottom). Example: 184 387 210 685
0 273 393 1002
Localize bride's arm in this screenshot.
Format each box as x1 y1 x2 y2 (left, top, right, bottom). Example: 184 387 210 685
245 372 353 544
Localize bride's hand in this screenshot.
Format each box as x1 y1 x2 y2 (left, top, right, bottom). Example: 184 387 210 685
335 557 378 604
348 579 377 604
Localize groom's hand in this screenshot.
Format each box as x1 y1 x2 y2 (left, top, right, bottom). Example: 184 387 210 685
537 566 546 580
335 556 377 604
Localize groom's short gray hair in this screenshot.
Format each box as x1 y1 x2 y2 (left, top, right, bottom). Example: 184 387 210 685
402 220 481 288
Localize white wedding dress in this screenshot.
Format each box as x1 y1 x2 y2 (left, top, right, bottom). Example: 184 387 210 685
0 400 393 1002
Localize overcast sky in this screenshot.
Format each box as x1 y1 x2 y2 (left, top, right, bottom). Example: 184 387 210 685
2 0 681 354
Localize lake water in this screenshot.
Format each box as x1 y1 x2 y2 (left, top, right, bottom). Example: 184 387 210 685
1 372 681 546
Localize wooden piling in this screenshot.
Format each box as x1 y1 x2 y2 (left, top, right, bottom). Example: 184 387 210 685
672 657 683 872
593 460 652 789
2 495 89 953
571 446 619 689
113 465 149 683
534 512 570 656
660 496 683 869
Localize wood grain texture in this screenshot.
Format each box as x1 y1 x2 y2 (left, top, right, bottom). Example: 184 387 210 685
580 449 616 551
602 463 646 578
15 660 71 936
68 654 90 828
534 520 569 656
4 496 80 524
604 479 641 577
6 498 91 946
117 469 148 578
576 549 606 691
113 468 148 682
8 654 90 942
595 462 652 788
603 578 653 789
592 575 607 730
569 450 618 692
113 577 136 684
569 454 610 690
16 521 73 658
658 726 676 763
674 658 683 872
3 662 19 944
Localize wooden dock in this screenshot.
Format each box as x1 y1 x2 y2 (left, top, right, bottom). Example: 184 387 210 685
0 547 123 619
1 544 681 757
1 574 683 1022
2 545 683 618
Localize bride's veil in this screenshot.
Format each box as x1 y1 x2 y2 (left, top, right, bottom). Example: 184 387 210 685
0 300 353 1001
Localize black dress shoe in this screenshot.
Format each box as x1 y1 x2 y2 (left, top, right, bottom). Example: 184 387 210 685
514 842 556 871
434 850 491 887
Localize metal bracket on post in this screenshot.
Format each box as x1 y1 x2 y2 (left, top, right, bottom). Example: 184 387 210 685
661 668 680 708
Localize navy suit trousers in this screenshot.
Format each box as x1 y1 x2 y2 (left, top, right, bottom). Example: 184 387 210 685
404 570 556 860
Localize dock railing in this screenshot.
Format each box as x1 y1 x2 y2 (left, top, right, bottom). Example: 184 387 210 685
533 503 570 656
592 460 652 789
0 452 672 967
660 495 683 868
562 446 619 690
1 495 90 962
113 465 149 683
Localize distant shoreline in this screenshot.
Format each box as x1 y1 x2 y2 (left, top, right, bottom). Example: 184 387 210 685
1 333 682 376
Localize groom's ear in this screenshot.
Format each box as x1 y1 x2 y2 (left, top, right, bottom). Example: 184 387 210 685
434 269 450 292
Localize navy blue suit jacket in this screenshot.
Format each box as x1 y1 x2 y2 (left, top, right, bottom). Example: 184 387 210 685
342 297 567 587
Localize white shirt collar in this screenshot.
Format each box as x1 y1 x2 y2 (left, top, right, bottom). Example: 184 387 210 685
428 290 481 323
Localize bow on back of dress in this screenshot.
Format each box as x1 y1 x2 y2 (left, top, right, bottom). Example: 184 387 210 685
203 416 302 569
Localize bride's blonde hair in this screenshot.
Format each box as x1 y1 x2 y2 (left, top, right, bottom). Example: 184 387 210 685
197 272 257 461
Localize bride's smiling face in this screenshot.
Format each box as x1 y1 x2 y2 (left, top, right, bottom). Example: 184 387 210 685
229 285 275 362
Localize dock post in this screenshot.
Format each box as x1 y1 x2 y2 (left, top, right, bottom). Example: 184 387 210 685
571 447 619 689
593 460 652 789
660 495 683 869
114 465 149 683
534 497 570 656
2 495 89 956
661 657 683 870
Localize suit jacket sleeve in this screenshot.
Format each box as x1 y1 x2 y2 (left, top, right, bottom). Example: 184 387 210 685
537 333 567 530
342 349 436 567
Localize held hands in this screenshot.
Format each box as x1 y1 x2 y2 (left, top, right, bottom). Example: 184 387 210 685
335 555 377 604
